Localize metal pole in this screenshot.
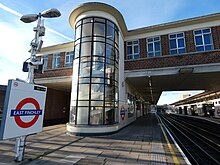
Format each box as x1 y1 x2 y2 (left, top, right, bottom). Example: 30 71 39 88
15 14 42 162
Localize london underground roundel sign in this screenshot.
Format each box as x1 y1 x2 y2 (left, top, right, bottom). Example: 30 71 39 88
0 80 47 140
12 98 42 128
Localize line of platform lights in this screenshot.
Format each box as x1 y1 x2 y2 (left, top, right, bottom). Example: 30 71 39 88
20 8 61 83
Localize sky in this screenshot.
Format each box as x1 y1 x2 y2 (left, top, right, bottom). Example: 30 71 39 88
1 0 219 105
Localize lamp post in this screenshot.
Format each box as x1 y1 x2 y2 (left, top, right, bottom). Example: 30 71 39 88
14 9 61 162
20 8 61 83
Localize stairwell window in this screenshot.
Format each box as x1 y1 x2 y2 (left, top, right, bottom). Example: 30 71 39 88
147 36 161 57
42 55 48 70
169 32 186 55
52 53 60 69
127 40 139 59
194 28 213 52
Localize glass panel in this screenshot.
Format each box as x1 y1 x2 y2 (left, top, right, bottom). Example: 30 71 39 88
195 30 202 35
107 25 114 40
202 29 210 33
83 18 93 23
93 36 105 42
93 42 105 56
115 31 119 45
196 46 204 51
148 43 153 51
94 17 105 23
94 23 105 36
82 23 92 37
106 44 114 59
75 25 81 40
170 39 177 49
178 38 184 47
148 52 154 57
77 107 89 125
79 78 90 83
127 46 132 55
134 54 139 59
155 41 160 51
148 38 153 42
92 62 104 77
155 52 161 56
134 45 139 53
79 62 90 77
91 78 104 83
154 37 160 41
91 84 104 100
170 34 176 38
78 101 89 106
90 106 103 125
78 84 90 100
93 56 105 63
133 40 138 44
178 48 185 54
177 33 183 37
81 42 91 56
105 107 115 124
195 36 203 45
81 37 92 42
205 45 212 51
91 101 103 106
81 56 91 62
204 34 211 44
171 50 177 54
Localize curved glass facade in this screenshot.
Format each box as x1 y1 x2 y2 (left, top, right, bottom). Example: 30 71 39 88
70 17 119 125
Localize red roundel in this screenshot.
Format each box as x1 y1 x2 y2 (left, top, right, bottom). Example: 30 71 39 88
14 98 40 128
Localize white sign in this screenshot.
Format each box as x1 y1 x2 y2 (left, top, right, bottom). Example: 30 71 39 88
0 80 47 140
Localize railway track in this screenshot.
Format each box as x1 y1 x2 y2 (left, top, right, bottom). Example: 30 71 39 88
157 113 220 164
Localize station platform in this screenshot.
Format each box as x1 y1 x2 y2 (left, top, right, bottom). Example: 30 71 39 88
0 114 187 165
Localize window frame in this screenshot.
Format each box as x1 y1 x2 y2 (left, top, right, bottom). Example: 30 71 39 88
194 28 213 52
52 53 60 69
126 40 139 60
146 36 161 57
169 32 186 55
42 55 48 70
65 51 74 67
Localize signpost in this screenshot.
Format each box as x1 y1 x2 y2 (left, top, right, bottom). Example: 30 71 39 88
0 80 47 160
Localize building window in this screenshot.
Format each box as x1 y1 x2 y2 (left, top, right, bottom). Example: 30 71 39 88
194 28 213 52
65 51 74 67
70 17 119 126
52 53 60 69
42 55 48 70
127 40 139 59
169 32 186 54
147 36 161 57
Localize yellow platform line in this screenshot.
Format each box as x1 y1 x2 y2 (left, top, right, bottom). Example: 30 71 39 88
160 121 180 165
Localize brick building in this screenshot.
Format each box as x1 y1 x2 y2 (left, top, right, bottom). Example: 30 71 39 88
35 2 220 135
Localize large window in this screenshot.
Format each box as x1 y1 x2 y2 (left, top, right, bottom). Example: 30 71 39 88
70 17 119 126
127 40 139 59
65 51 74 67
147 36 161 57
52 53 60 69
194 28 213 52
169 32 186 55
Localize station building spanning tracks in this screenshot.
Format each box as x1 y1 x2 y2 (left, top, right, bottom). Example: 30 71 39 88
158 114 220 164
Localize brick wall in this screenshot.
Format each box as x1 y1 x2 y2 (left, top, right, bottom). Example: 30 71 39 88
185 30 196 52
139 38 146 58
212 26 220 49
161 34 170 56
125 50 220 70
35 68 72 79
